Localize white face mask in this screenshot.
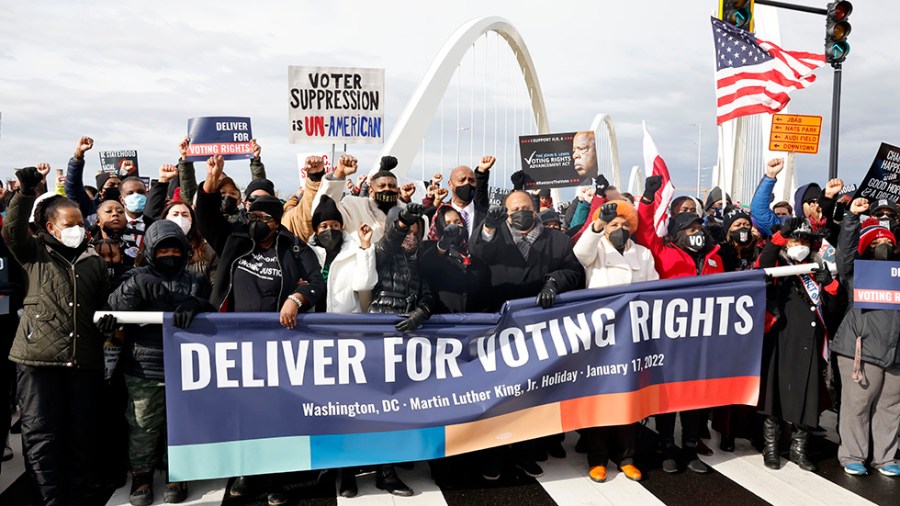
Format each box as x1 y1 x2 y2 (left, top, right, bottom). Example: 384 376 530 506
57 225 85 248
168 215 192 236
786 245 810 262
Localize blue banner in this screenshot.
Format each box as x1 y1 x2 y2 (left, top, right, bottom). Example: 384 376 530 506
185 116 253 162
853 259 900 310
164 270 766 481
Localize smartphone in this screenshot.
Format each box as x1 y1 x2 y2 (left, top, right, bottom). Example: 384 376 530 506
56 168 64 178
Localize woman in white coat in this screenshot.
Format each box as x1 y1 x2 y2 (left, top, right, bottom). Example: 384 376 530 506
573 199 659 483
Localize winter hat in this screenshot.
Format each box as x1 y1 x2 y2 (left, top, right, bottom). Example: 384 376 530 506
249 195 284 222
666 211 703 238
538 188 551 199
670 195 695 215
801 184 822 203
312 195 343 230
704 186 732 211
96 172 118 189
539 209 561 225
723 206 751 231
859 218 896 254
590 198 638 232
870 198 899 214
244 178 275 198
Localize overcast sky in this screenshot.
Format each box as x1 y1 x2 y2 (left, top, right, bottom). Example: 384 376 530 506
1 0 897 199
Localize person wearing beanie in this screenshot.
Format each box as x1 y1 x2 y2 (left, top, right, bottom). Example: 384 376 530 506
538 188 553 210
635 175 725 475
757 216 836 473
283 155 328 242
311 154 403 243
539 209 562 230
670 195 698 217
832 198 900 477
195 155 324 504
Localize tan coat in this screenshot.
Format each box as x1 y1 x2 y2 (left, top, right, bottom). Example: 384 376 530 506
281 178 321 242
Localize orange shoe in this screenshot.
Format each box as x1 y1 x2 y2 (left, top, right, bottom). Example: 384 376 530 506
620 464 642 481
589 465 607 483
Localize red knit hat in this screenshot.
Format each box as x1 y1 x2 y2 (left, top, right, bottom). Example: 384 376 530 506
859 218 896 254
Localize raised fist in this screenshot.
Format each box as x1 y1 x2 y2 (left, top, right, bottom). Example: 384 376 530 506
178 136 191 159
599 202 618 224
399 203 425 226
824 178 844 199
335 155 358 178
477 155 496 173
249 138 261 158
74 136 94 159
400 183 416 203
849 197 869 215
766 158 785 179
484 205 508 230
159 164 178 183
510 170 527 190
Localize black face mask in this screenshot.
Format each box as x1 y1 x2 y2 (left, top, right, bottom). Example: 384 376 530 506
730 227 753 245
681 231 706 253
249 221 274 244
316 229 343 251
102 187 121 202
373 190 399 213
102 226 123 240
306 171 324 183
454 184 476 203
608 228 629 249
221 196 239 214
509 210 536 232
155 255 186 277
873 243 894 261
107 264 127 280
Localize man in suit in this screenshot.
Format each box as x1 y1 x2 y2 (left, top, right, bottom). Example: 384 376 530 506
449 156 495 238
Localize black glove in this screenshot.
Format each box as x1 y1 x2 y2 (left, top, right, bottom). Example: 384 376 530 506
780 217 801 238
438 224 465 251
484 205 508 229
16 167 43 196
0 282 22 297
536 278 559 309
813 263 833 286
96 314 118 335
594 174 609 197
135 274 169 301
510 170 527 190
599 203 618 224
642 175 663 202
399 203 425 226
395 307 430 332
172 298 203 329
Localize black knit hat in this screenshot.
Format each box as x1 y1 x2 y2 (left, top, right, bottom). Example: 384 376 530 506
539 209 560 225
312 195 343 230
723 206 751 231
96 172 118 189
249 195 283 222
244 178 275 198
667 212 703 238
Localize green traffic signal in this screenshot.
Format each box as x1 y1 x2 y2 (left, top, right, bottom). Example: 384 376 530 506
826 1 853 64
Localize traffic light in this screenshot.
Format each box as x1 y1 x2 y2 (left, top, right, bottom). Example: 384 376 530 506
721 0 755 31
826 1 852 64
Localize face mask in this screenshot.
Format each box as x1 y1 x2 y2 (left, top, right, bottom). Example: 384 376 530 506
373 190 399 213
107 264 127 280
57 225 85 248
454 184 476 203
168 216 192 236
155 255 186 277
102 187 121 202
123 193 147 213
221 196 239 214
873 243 894 261
401 232 420 254
316 229 344 251
306 171 324 183
786 245 810 262
730 227 752 245
249 221 273 244
509 210 535 232
681 231 706 252
607 228 629 249
102 226 123 240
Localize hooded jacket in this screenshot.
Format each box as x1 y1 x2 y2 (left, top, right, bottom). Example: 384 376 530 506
833 211 900 368
635 201 725 279
108 220 213 379
370 207 433 315
2 192 110 370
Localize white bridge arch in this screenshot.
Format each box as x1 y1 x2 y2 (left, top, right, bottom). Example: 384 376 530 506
376 16 550 176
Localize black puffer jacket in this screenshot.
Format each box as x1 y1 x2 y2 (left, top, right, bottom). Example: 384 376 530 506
108 220 213 379
370 207 433 315
833 211 900 369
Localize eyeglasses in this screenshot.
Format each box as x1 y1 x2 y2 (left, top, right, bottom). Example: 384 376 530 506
803 198 819 205
247 195 259 204
874 211 897 220
248 213 275 224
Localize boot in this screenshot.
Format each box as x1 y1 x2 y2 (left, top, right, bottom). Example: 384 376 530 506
339 468 358 498
762 416 781 469
129 471 154 506
376 465 413 497
789 427 817 472
164 482 188 504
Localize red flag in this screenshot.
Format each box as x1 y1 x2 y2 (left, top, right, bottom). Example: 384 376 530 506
642 122 675 237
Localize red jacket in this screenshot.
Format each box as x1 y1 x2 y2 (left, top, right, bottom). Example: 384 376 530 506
635 199 725 279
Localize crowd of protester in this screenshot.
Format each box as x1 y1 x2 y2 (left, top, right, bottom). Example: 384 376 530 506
0 135 898 506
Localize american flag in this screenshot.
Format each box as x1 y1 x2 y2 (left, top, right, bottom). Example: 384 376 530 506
712 17 826 124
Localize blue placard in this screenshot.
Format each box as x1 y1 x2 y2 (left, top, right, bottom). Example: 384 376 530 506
853 259 900 310
185 116 253 162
